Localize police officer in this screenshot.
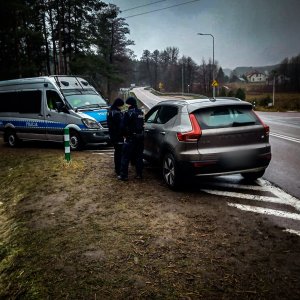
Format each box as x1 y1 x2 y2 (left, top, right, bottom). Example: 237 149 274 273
107 98 124 176
119 97 144 181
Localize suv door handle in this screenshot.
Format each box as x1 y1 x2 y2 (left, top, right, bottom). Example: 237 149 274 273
160 131 166 135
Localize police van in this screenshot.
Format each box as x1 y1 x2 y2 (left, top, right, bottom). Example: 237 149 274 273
0 76 110 150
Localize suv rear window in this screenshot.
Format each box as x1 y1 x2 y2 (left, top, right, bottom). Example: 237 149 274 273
194 105 260 129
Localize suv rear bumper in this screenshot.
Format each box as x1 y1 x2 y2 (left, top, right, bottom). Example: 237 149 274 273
178 151 271 177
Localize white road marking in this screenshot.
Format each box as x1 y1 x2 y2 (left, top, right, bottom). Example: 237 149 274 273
227 203 300 221
258 179 300 211
202 189 298 209
284 229 300 237
270 132 300 143
92 152 114 155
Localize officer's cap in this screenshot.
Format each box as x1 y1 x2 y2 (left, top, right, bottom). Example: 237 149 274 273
112 98 124 108
126 97 137 107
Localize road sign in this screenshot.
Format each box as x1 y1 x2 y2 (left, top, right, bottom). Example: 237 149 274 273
212 80 218 87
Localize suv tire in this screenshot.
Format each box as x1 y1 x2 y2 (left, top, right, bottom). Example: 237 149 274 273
162 152 182 189
241 170 265 181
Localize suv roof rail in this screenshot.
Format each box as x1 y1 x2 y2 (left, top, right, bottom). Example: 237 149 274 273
213 97 242 101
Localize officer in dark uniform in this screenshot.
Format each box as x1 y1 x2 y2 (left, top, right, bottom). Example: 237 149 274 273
119 97 144 181
107 98 124 176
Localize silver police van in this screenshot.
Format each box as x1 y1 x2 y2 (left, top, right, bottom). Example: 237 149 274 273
0 76 110 150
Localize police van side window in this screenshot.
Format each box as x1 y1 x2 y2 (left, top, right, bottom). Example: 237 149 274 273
19 91 42 113
0 92 19 112
0 90 41 113
46 90 63 110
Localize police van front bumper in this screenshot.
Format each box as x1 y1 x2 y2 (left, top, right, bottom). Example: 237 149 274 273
80 129 110 144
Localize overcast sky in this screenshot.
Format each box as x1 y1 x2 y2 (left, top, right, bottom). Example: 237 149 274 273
107 0 300 69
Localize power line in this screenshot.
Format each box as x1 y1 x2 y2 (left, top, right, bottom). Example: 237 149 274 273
123 0 201 19
122 0 171 12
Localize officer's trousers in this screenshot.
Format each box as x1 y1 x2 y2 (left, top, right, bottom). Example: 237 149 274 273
113 142 123 175
120 137 144 178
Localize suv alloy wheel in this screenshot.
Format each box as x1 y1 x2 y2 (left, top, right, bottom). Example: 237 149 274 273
162 152 182 189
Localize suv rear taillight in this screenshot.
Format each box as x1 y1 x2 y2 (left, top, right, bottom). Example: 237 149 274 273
253 111 270 136
177 113 202 142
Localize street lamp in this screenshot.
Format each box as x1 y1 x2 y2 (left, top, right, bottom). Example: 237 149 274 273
197 33 215 98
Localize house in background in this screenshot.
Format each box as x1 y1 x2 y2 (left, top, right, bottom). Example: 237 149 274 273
246 70 267 82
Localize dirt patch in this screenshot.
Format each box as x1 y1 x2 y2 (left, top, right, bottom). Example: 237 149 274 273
1 143 300 299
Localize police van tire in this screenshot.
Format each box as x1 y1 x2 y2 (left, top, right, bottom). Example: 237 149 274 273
5 130 19 147
69 130 82 151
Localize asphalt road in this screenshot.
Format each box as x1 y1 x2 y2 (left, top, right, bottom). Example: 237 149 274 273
257 111 300 199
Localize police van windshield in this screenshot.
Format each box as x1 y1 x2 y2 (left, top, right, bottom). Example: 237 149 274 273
63 89 107 109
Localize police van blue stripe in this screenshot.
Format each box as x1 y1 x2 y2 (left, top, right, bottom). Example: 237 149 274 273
0 119 85 130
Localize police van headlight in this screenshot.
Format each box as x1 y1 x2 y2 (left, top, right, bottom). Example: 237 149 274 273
82 118 100 129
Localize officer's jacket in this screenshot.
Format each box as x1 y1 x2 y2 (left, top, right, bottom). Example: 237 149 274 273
122 107 144 138
107 108 123 143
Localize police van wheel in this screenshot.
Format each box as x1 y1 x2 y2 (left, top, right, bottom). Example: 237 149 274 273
5 130 19 147
69 130 82 151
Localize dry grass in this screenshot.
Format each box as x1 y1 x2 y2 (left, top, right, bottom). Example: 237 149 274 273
246 93 300 111
1 144 300 299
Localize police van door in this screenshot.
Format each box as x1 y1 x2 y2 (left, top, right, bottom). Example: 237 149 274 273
45 89 67 142
17 90 47 141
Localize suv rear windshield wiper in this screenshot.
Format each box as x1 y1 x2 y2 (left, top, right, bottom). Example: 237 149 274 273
232 121 256 127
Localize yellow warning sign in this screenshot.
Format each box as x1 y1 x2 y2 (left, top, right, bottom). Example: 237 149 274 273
212 80 218 87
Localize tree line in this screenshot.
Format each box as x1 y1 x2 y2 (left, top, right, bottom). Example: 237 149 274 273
131 47 225 96
276 54 300 92
0 1 299 98
0 0 134 98
0 1 225 98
